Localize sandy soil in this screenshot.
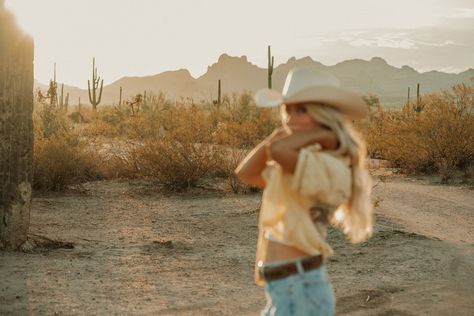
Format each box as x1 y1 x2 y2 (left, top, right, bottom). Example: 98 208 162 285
1 175 473 315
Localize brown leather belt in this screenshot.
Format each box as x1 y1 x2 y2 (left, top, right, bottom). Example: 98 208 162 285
260 255 323 281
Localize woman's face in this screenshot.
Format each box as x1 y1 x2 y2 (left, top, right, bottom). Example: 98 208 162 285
283 102 325 133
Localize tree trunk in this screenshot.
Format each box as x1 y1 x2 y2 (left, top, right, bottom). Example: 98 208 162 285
0 2 34 250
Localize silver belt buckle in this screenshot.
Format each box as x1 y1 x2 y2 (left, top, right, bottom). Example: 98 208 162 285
257 260 265 279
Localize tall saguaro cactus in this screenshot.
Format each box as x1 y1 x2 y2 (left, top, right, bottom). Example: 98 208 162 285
268 45 274 89
88 57 103 111
413 83 424 113
218 79 221 105
0 1 34 249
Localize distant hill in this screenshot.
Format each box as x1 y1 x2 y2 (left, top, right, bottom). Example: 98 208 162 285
34 54 474 108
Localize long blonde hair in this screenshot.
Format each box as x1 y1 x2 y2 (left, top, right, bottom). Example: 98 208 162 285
281 104 374 243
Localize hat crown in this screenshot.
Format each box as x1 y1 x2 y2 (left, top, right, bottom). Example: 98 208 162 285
283 68 340 98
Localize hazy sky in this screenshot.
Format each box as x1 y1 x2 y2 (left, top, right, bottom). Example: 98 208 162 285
5 0 474 88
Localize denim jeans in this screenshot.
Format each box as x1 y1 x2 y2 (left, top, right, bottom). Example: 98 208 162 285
260 259 335 316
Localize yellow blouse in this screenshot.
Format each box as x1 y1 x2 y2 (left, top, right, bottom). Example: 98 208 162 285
254 143 352 286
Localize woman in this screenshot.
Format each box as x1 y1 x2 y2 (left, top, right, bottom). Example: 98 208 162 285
235 67 373 315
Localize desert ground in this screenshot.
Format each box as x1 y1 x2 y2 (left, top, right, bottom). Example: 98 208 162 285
1 174 473 316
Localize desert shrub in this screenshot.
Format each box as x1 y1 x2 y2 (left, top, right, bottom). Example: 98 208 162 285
129 104 220 191
211 92 279 148
30 91 275 192
33 134 102 191
81 119 119 138
94 140 142 179
35 103 70 138
33 104 103 191
213 147 261 194
362 81 474 180
68 111 89 124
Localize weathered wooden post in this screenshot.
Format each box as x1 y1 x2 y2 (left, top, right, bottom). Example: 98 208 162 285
0 0 35 249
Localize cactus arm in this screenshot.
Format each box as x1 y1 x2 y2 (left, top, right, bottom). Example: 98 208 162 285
88 79 93 104
97 79 103 104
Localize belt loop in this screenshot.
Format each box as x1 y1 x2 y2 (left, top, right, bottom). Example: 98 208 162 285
295 259 305 274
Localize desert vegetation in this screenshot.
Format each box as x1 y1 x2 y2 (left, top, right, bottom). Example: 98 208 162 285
359 80 474 182
32 79 474 192
33 88 278 192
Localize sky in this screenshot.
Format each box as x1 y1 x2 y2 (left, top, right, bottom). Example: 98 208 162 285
5 0 474 88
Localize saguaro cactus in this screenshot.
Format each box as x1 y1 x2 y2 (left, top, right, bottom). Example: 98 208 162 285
0 1 34 249
58 82 69 111
268 45 274 89
119 86 122 106
218 79 221 105
88 57 103 111
212 80 222 106
413 83 424 113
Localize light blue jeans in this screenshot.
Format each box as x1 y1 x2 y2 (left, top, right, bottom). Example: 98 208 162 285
260 258 335 316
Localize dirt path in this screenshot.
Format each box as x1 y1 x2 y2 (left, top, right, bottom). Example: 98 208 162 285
0 177 473 315
373 176 474 243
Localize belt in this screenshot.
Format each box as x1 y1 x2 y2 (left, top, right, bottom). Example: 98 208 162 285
260 255 323 281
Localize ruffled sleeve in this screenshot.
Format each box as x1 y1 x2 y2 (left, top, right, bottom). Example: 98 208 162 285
290 144 352 205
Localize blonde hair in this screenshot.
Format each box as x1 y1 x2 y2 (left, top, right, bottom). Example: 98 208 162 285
281 103 374 243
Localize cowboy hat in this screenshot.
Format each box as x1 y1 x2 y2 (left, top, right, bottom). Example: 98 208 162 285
255 67 368 119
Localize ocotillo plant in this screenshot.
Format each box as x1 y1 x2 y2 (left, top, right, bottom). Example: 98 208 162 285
268 45 274 89
88 57 103 111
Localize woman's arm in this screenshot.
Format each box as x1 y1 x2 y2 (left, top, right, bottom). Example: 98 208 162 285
235 128 338 187
234 128 288 188
271 129 338 174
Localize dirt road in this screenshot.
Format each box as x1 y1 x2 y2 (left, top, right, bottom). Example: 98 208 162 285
1 176 473 315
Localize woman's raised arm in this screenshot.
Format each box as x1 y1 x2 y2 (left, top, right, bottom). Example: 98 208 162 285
234 128 288 188
270 129 339 174
235 128 338 187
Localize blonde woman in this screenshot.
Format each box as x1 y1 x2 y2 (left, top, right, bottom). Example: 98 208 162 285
235 68 373 316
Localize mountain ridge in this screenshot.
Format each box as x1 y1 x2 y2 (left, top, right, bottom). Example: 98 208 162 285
34 54 474 107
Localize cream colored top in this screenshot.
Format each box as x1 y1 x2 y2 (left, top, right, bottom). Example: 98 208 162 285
254 143 352 286
264 229 293 246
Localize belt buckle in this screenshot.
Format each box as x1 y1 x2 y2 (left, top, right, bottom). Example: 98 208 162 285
257 261 265 280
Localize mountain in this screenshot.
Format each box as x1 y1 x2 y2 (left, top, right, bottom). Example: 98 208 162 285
34 55 474 107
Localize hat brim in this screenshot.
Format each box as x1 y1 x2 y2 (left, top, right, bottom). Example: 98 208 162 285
285 86 368 120
254 89 284 108
254 86 368 120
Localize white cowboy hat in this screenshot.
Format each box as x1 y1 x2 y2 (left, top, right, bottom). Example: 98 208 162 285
255 67 368 119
